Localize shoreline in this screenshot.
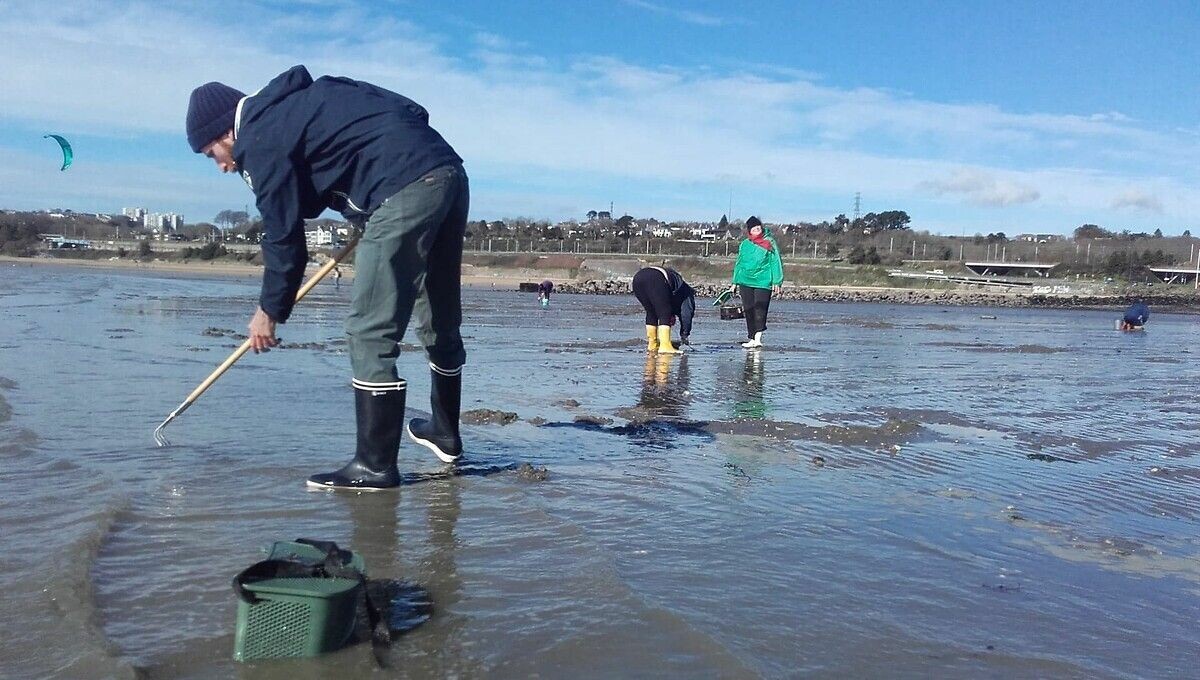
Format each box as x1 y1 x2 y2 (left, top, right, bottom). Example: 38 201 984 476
5 254 1197 312
0 254 529 289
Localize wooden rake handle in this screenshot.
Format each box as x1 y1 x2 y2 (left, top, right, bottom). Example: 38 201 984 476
179 236 359 408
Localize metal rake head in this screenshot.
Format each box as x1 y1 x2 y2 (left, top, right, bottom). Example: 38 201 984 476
153 416 173 447
154 402 190 447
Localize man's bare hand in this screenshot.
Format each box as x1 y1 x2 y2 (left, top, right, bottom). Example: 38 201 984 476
248 307 278 353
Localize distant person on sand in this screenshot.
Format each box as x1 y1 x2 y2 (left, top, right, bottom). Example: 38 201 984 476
537 279 554 308
186 65 469 490
333 265 342 288
728 216 783 349
632 266 695 354
1119 301 1149 331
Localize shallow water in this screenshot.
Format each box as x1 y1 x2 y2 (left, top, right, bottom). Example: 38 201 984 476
1 262 1198 679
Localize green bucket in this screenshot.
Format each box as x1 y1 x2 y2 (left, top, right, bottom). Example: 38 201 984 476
233 541 367 662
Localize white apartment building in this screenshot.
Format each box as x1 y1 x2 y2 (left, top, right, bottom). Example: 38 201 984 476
142 212 185 231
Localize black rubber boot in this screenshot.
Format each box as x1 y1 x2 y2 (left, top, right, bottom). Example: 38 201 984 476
407 366 463 463
307 385 404 490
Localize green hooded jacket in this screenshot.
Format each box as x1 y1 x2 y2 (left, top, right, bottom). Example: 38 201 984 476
732 228 784 288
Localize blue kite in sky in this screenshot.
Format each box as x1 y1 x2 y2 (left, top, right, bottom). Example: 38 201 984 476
43 134 73 171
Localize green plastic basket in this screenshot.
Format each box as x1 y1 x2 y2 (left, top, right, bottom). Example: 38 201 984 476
233 541 367 662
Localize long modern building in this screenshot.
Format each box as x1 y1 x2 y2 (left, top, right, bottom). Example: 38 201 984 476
1148 267 1200 285
963 261 1059 277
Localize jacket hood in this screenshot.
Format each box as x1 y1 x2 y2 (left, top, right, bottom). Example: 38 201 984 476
236 65 314 133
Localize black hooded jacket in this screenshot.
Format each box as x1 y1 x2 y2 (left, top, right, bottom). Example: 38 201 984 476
233 65 462 321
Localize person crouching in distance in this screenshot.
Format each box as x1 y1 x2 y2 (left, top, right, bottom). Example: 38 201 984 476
631 266 695 354
1118 301 1149 331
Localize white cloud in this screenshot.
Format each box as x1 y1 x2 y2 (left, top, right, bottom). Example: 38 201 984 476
620 0 736 27
919 169 1041 207
1110 189 1164 214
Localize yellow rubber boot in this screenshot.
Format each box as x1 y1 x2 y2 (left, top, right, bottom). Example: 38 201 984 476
645 325 658 352
656 325 679 354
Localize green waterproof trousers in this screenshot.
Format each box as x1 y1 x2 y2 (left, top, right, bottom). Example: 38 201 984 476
346 163 469 384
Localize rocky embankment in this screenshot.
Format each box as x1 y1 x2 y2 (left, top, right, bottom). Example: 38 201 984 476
553 279 1200 311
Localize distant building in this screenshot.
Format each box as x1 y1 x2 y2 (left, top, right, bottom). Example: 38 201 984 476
1015 233 1059 243
45 236 91 249
123 207 147 221
305 224 338 247
142 212 185 231
687 227 720 240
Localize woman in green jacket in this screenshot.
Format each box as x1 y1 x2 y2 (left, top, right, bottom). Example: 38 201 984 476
730 216 783 348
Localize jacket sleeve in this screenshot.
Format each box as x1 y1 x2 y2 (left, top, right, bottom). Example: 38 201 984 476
770 240 784 286
244 153 309 323
678 290 695 340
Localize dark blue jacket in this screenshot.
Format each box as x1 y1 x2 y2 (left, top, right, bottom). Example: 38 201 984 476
234 65 462 321
1123 301 1150 326
663 268 696 340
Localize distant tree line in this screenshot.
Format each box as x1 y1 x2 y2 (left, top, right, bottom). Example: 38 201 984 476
0 216 44 256
2 207 1197 284
1074 223 1184 241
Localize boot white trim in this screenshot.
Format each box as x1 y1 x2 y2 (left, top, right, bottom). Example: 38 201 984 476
406 421 461 463
429 362 464 377
352 378 407 393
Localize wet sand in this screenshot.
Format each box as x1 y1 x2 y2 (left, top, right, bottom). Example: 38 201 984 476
1 264 1198 678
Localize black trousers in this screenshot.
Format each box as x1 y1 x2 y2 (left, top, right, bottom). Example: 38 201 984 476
633 268 673 325
740 285 772 337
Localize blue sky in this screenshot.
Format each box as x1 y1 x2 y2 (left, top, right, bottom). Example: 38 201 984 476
0 0 1196 234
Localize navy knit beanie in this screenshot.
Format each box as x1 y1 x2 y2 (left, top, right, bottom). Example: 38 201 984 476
186 82 246 153
745 216 762 230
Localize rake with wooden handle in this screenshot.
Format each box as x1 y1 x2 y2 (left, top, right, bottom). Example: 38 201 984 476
154 235 360 446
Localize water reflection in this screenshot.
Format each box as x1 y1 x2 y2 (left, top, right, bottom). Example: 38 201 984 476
345 492 400 573
637 353 691 419
341 491 432 647
732 352 767 420
338 478 469 671
610 354 693 451
400 479 476 674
